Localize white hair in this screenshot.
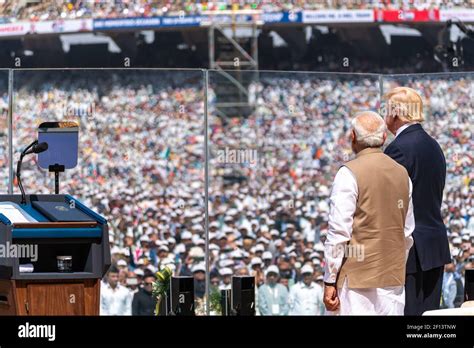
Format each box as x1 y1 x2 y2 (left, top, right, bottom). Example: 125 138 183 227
351 111 386 148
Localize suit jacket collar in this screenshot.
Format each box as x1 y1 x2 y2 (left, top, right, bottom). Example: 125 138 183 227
396 123 423 138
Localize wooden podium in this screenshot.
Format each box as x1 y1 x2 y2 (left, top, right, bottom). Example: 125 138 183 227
0 279 100 315
0 194 110 316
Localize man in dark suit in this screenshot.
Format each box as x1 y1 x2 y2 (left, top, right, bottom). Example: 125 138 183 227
383 87 451 315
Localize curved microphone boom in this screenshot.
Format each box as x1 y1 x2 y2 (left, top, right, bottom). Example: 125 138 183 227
24 141 48 156
17 140 49 205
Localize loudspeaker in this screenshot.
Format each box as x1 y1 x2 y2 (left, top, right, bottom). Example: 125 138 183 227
221 289 231 316
169 276 195 316
465 269 474 302
231 276 255 316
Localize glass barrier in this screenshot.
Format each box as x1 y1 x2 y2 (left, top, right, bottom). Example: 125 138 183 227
11 68 206 315
207 70 381 315
3 69 473 316
0 70 8 192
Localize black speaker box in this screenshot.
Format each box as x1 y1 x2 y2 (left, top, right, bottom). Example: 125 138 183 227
169 276 195 316
231 276 255 316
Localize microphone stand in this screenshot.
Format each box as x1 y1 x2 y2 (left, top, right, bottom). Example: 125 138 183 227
17 140 38 205
49 163 65 194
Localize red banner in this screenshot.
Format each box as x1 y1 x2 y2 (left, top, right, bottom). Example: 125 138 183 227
374 9 439 22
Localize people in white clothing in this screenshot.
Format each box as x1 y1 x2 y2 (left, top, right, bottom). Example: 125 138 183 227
219 267 233 290
289 265 324 315
100 265 132 315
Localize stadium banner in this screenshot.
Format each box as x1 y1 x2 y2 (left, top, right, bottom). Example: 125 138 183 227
93 16 203 30
439 9 474 22
31 19 93 34
374 9 439 22
0 19 93 37
302 10 374 23
202 14 254 25
160 15 205 27
94 12 302 30
5 8 467 38
0 21 29 37
0 13 300 37
262 11 302 24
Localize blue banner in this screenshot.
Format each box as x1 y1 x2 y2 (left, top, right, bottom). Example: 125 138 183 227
93 12 302 30
93 15 203 30
262 11 302 24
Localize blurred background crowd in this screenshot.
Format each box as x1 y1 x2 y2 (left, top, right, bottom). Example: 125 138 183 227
0 70 472 315
0 0 472 21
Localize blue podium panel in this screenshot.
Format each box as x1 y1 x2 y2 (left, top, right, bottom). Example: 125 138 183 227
11 227 102 239
0 194 110 280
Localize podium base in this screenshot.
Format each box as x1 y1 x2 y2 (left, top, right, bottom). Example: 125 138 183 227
0 279 100 315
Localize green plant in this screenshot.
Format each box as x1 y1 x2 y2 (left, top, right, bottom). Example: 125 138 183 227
152 266 173 315
209 287 222 315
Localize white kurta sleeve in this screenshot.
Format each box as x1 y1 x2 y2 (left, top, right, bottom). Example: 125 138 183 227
124 290 133 316
288 285 296 314
323 166 357 284
404 178 415 260
100 283 109 316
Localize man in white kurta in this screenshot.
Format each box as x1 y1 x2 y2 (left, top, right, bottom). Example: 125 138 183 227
323 111 415 315
100 266 132 315
289 265 324 315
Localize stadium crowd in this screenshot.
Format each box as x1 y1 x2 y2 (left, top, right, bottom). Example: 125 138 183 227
0 0 472 21
0 70 472 315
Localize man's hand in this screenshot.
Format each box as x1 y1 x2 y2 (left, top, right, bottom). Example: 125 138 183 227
324 284 340 311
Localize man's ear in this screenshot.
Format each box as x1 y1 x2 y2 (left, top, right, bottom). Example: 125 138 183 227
382 132 387 144
351 130 356 143
392 114 400 124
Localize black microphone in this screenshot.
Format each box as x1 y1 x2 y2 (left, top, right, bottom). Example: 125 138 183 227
17 140 49 205
24 142 48 155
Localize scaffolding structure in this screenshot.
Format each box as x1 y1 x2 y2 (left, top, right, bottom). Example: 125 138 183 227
204 10 262 118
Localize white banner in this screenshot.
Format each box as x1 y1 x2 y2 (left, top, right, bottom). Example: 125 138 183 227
302 10 374 23
31 19 93 34
439 9 474 22
0 21 29 37
0 19 92 37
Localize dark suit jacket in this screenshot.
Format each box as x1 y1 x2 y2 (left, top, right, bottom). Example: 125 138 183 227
384 124 451 273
